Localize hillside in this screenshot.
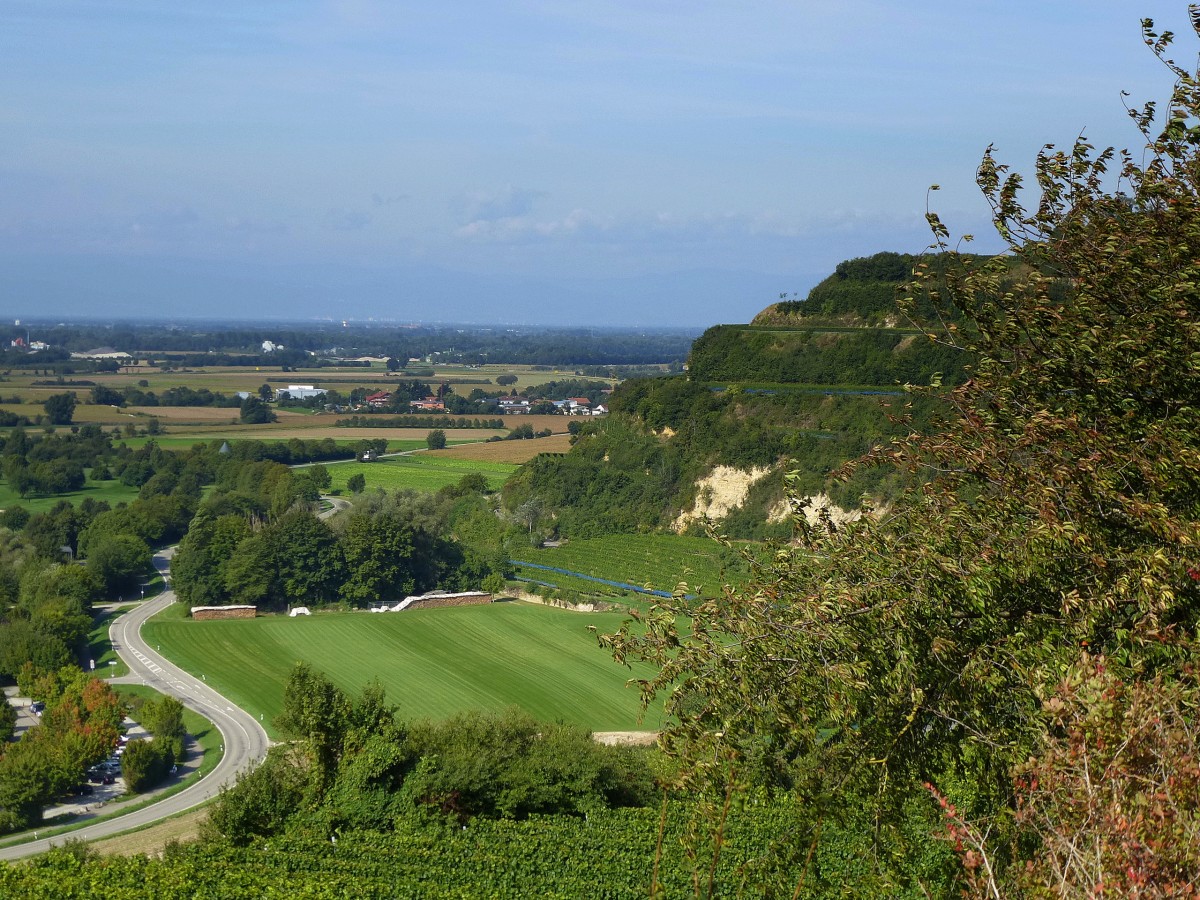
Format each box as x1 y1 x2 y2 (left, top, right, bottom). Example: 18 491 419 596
504 251 969 539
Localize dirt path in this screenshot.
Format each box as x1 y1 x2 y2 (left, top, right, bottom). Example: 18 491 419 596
87 808 208 857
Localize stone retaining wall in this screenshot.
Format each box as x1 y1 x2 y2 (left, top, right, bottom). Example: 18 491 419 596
191 605 257 621
404 592 493 610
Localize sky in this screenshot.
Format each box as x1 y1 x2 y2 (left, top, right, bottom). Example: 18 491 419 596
0 1 1193 327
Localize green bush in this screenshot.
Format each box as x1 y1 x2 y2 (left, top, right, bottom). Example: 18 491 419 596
121 739 174 793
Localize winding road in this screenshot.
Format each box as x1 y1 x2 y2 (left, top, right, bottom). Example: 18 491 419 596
0 496 351 861
0 549 268 861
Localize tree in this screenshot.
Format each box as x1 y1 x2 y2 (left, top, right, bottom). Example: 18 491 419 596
121 739 174 793
161 513 249 607
425 429 446 451
139 695 186 761
295 464 331 500
0 699 15 743
271 510 343 606
42 393 76 425
222 533 278 608
602 15 1200 890
239 396 276 424
84 533 150 597
273 663 350 797
385 357 401 372
346 473 366 494
496 374 518 387
338 511 423 605
89 385 124 407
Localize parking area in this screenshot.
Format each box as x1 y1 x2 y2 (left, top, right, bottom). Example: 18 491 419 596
3 688 160 818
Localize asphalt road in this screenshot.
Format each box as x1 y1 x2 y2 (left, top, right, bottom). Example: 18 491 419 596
0 496 350 861
0 548 270 861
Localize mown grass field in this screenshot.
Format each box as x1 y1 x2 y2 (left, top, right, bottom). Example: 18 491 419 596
143 602 662 735
510 533 751 600
0 474 140 514
328 454 518 493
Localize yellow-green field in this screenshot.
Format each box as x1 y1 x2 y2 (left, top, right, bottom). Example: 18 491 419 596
328 454 519 493
144 601 662 734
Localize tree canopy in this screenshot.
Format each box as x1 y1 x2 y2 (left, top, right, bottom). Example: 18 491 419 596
603 15 1200 894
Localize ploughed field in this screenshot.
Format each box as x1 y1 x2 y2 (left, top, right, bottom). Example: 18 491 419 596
143 602 664 734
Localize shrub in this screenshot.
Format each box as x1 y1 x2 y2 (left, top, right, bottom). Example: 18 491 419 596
121 739 174 793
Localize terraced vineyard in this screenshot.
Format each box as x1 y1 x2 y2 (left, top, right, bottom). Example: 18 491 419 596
0 802 824 898
510 532 752 601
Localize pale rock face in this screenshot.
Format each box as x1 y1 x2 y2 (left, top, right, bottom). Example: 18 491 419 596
780 492 862 527
675 466 864 532
674 465 772 532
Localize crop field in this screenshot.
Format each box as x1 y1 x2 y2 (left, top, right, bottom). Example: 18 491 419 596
327 454 519 493
432 432 573 463
0 362 599 405
118 436 434 454
143 602 662 734
510 533 752 600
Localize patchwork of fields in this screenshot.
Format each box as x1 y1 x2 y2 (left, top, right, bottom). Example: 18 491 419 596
0 361 724 745
143 602 663 734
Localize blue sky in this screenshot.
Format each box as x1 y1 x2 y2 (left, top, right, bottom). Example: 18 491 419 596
0 2 1191 326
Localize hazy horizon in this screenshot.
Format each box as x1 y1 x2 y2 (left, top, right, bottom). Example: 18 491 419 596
3 2 1189 326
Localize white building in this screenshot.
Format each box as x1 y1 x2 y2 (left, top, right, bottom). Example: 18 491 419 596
275 384 326 400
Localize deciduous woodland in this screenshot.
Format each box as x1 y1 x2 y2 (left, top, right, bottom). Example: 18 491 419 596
2 14 1200 897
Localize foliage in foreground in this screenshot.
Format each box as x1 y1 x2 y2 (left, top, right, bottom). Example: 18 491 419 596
602 14 1200 893
1 800 949 900
205 665 657 846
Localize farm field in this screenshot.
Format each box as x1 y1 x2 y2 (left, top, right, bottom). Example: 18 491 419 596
431 432 573 463
116 436 432 454
511 533 751 600
0 362 602 405
327 454 519 493
143 602 663 733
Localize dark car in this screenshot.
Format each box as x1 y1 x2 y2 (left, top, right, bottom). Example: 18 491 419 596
29 701 44 715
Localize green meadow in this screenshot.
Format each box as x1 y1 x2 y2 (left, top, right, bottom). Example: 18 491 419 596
143 602 661 735
328 454 518 494
0 474 140 515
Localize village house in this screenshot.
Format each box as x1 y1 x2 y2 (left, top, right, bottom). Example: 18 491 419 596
410 396 446 412
498 396 531 414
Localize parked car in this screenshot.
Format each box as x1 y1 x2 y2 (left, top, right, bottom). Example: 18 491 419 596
29 701 44 715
